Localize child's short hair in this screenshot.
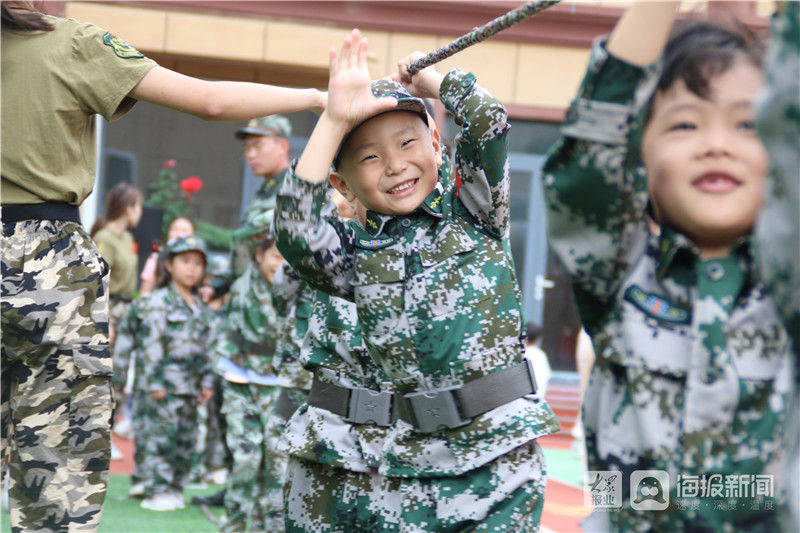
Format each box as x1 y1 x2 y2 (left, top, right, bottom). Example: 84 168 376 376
649 18 764 110
256 235 276 256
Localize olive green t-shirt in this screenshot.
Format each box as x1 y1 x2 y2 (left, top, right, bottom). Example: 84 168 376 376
1 15 157 205
93 227 138 298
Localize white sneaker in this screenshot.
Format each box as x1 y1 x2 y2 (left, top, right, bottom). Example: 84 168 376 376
113 417 134 440
128 481 147 498
205 468 228 485
141 492 179 511
110 442 124 461
169 490 185 509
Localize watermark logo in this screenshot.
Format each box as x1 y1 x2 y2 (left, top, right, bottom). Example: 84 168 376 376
584 471 622 508
630 470 669 511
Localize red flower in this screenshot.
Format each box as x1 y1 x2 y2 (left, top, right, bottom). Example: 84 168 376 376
162 159 178 168
180 175 203 201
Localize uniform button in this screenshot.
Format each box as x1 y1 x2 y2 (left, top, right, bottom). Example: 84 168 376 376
415 322 425 331
401 219 411 227
705 262 724 281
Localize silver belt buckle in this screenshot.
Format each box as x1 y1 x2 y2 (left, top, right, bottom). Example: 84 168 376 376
345 388 392 426
404 387 471 433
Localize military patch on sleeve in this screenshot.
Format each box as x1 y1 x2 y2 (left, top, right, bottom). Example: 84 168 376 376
102 32 144 58
623 285 691 325
355 237 395 250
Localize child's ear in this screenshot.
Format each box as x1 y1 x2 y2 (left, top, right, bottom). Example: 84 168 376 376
429 122 443 167
329 171 356 202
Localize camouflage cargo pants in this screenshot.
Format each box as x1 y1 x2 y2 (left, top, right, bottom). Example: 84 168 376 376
1 219 112 532
284 440 546 532
136 392 197 496
221 382 281 532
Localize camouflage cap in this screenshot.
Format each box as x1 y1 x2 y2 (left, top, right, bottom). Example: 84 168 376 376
205 251 231 278
232 210 275 252
334 80 429 168
166 235 208 260
235 115 292 140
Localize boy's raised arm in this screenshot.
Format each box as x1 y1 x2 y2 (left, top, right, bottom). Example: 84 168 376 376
395 52 512 237
541 2 678 326
295 30 397 183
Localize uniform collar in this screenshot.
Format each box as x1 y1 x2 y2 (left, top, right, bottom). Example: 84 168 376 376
361 159 452 237
260 166 289 195
656 223 755 285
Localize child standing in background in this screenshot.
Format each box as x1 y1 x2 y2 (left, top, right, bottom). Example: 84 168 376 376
137 235 215 512
213 211 285 532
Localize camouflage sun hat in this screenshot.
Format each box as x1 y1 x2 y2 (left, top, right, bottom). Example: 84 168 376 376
166 234 208 260
334 80 429 168
235 115 292 140
232 210 275 252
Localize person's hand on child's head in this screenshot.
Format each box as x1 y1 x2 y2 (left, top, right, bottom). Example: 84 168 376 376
327 29 397 129
392 52 445 100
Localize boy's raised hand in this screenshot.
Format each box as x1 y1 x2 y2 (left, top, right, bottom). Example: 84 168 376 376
393 52 445 99
327 29 397 129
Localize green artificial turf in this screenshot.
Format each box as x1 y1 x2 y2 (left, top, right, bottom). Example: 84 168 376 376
542 446 586 488
1 475 225 533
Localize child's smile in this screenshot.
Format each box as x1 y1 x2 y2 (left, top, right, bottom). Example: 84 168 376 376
643 56 767 257
335 110 442 217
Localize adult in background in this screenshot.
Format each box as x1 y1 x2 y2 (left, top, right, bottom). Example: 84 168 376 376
90 181 144 461
0 3 325 531
230 116 293 279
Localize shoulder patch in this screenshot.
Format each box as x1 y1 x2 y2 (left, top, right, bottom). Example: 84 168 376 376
623 285 691 325
356 237 395 250
102 32 144 59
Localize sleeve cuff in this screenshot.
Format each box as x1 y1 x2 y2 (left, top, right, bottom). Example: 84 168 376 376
439 68 476 117
561 37 659 145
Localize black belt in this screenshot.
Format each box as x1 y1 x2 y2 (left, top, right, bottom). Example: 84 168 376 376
274 389 302 420
1 203 81 225
307 360 538 433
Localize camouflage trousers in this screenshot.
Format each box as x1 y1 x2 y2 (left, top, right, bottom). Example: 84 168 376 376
221 382 282 532
284 439 546 532
108 299 131 389
1 219 112 532
136 392 198 496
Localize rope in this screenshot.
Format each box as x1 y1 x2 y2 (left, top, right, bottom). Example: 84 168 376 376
406 0 562 75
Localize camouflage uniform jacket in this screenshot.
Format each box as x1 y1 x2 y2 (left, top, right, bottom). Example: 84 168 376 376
275 68 559 477
543 38 794 529
140 285 215 395
282 291 392 472
243 168 287 225
755 4 800 527
230 167 289 279
112 294 150 389
756 2 800 352
212 263 281 375
270 262 314 391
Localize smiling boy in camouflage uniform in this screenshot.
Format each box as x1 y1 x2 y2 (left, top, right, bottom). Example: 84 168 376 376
274 31 558 531
543 2 795 530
